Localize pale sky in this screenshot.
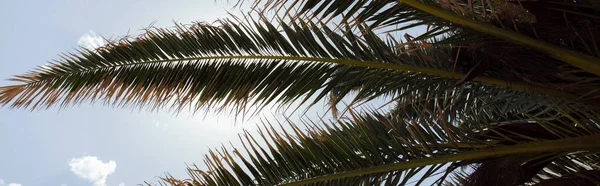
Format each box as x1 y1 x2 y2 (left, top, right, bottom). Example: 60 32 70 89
0 1 274 185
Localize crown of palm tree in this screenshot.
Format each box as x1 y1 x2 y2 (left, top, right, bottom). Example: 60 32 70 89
2 0 600 185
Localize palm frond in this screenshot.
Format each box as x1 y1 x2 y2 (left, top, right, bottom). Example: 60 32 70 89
155 105 600 185
0 16 569 113
250 0 600 105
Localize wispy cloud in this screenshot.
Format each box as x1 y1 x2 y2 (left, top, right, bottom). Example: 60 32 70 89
77 30 106 50
69 156 117 186
118 183 125 186
0 178 21 186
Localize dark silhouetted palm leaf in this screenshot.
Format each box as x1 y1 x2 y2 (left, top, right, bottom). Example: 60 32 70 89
157 106 600 185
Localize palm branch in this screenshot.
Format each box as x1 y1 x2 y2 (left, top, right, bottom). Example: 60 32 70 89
0 16 571 113
155 105 600 185
253 0 600 104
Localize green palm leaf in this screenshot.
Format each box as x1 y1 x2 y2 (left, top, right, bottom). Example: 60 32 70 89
253 0 600 104
0 17 570 113
156 106 600 185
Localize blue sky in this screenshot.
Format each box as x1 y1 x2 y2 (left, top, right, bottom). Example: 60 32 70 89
0 1 275 185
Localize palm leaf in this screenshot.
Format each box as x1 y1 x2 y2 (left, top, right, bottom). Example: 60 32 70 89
156 105 600 185
251 0 600 105
0 17 569 113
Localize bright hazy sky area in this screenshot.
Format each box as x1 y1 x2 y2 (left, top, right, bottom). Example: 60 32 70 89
0 1 278 185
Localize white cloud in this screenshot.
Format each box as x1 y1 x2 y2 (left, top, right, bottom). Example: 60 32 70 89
0 178 21 186
118 183 125 186
69 156 117 186
77 30 106 50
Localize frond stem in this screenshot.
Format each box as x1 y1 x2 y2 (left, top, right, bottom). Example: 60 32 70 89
18 55 575 100
284 134 600 185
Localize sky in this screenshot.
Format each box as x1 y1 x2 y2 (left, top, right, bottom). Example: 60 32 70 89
0 1 278 185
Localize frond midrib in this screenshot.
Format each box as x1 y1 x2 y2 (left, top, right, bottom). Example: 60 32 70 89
283 134 600 185
12 55 576 101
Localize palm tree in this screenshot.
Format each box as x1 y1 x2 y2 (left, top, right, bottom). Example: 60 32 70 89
2 0 600 185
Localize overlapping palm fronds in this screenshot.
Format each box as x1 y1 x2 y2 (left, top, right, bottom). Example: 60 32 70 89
2 0 600 185
252 0 600 105
144 0 600 185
